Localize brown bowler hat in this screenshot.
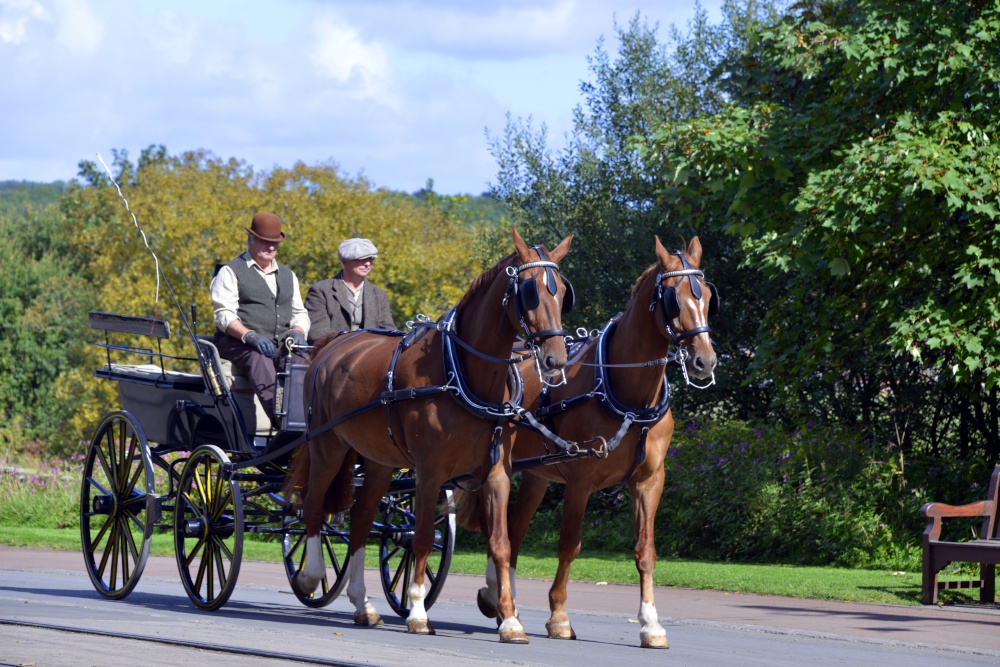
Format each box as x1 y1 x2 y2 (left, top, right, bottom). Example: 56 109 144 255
245 212 286 242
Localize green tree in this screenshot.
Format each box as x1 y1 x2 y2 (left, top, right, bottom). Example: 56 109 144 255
54 146 483 450
644 0 1000 458
489 1 787 420
0 193 92 459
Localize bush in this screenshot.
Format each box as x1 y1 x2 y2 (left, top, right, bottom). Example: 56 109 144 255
466 419 993 571
658 419 993 569
0 458 82 529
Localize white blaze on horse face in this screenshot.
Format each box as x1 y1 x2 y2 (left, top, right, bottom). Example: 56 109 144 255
638 600 666 642
346 548 371 613
303 536 325 585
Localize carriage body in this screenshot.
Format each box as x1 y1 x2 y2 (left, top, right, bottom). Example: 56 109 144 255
79 310 454 614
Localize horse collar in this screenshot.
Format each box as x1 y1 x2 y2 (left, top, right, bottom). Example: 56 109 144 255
594 319 671 423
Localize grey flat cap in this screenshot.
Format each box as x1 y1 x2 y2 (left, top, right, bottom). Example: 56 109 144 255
338 238 379 262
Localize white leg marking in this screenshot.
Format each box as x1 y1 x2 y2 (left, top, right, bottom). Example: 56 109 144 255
302 536 325 584
498 616 525 634
346 548 371 615
509 566 517 603
638 600 666 641
406 580 428 623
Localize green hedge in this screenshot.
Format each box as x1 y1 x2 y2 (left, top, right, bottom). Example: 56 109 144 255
464 420 992 570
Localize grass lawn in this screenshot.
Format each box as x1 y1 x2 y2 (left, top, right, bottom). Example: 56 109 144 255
3 525 981 606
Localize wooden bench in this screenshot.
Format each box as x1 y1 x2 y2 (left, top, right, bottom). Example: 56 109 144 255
921 465 1000 604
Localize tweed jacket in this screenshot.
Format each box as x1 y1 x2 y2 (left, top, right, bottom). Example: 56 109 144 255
304 271 396 344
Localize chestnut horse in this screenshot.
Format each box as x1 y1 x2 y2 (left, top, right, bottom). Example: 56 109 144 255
459 236 718 648
285 228 573 643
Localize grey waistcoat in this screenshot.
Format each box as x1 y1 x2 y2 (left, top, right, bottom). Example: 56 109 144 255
228 257 294 342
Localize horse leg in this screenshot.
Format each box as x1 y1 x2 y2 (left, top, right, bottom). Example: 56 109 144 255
345 462 393 627
544 482 589 640
632 465 668 649
400 474 455 635
480 465 528 643
478 472 547 619
294 439 349 596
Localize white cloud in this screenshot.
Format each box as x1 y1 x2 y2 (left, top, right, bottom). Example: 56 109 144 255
0 0 50 45
0 0 725 193
310 12 393 104
52 0 102 54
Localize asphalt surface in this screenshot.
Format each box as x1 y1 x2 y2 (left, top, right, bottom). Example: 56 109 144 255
2 546 999 666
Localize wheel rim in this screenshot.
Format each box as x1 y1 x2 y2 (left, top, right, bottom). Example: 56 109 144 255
174 445 243 611
80 412 154 600
282 513 351 608
379 481 455 617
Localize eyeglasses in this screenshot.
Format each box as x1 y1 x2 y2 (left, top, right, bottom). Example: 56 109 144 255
357 257 376 264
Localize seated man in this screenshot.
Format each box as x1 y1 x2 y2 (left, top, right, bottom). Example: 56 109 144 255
211 212 309 427
305 237 396 344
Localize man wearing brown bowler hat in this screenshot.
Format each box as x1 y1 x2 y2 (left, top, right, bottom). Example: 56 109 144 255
210 212 310 428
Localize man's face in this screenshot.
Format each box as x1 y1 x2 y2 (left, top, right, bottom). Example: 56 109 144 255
344 256 374 282
249 235 280 266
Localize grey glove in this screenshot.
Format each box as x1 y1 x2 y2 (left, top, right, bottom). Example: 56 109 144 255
244 331 275 357
285 329 307 348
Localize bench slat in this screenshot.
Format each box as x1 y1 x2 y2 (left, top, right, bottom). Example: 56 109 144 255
90 311 171 338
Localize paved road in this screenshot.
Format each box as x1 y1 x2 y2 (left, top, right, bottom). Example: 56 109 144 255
1 547 999 666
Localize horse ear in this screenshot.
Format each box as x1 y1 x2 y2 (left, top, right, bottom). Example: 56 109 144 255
655 235 672 267
686 236 703 266
548 234 574 263
512 226 531 262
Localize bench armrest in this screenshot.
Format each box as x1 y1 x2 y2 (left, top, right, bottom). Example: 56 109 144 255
921 500 994 542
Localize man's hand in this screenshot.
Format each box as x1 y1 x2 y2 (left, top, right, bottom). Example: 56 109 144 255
244 331 276 357
285 329 307 348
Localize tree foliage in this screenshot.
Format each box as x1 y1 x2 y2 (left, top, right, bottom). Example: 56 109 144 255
0 189 91 459
45 147 482 453
489 1 787 419
644 0 1000 457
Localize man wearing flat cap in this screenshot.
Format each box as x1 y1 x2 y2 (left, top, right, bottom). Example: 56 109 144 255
211 212 310 427
305 237 395 344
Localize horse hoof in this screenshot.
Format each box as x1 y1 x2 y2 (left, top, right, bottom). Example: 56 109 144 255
354 610 384 627
499 617 528 644
290 572 316 597
499 628 529 644
545 620 576 640
406 619 435 635
477 588 498 619
640 634 669 649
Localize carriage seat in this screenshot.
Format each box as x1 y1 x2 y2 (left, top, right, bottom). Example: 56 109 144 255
195 338 273 438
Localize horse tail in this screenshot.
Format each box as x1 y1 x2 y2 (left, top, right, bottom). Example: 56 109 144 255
326 450 358 515
284 444 311 503
454 488 484 534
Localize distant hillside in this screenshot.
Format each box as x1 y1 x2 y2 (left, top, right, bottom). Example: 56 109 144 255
0 180 68 218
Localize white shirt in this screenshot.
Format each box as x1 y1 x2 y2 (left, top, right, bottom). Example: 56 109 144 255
210 253 310 335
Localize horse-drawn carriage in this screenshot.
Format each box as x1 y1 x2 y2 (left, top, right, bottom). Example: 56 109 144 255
79 227 718 647
80 309 455 615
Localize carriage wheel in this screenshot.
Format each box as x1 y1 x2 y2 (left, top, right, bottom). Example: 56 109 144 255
174 445 243 611
282 514 351 608
80 411 155 600
379 475 456 618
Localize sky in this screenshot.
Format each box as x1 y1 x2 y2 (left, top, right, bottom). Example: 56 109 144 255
1 0 723 195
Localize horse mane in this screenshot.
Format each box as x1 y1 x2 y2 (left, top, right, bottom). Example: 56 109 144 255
455 252 518 311
629 262 661 301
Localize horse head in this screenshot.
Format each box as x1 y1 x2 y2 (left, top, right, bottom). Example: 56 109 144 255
652 236 718 382
510 227 573 379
